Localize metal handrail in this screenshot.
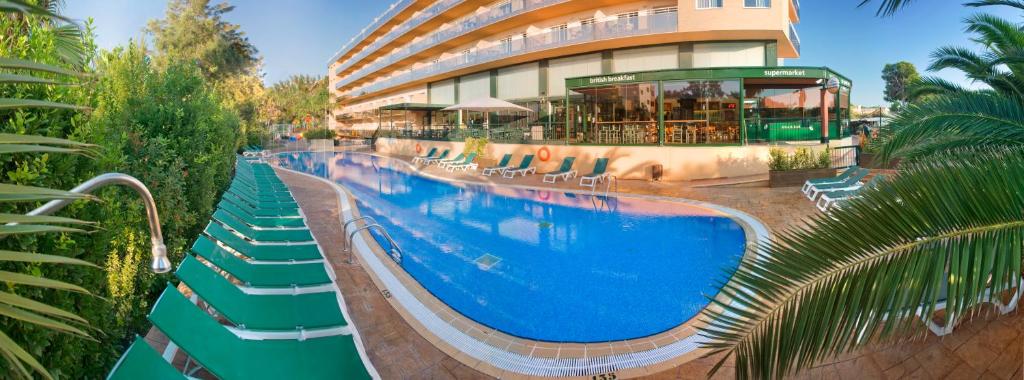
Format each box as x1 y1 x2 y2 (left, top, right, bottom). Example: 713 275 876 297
603 175 618 198
26 173 170 273
342 215 378 244
345 222 404 265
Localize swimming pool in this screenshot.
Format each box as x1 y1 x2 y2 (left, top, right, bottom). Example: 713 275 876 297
277 152 750 343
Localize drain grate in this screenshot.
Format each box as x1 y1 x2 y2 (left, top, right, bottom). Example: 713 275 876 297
474 254 501 270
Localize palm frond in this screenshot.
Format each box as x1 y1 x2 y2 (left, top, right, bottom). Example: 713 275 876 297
876 91 1024 162
906 76 973 100
858 0 915 16
699 147 1024 379
965 0 1024 11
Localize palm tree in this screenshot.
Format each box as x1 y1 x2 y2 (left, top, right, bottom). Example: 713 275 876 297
699 1 1024 378
1 1 101 378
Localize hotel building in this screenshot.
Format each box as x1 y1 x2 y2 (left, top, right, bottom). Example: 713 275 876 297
327 0 853 180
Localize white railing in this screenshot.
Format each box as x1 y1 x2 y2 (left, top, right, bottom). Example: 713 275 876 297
333 0 465 76
335 0 568 90
340 10 679 97
329 0 415 64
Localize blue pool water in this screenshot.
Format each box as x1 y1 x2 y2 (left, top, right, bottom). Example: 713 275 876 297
277 152 748 343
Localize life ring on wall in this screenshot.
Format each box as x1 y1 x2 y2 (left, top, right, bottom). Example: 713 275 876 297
537 190 551 201
537 146 551 162
415 143 423 154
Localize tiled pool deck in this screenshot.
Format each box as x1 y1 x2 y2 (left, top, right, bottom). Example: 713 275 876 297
272 154 1023 380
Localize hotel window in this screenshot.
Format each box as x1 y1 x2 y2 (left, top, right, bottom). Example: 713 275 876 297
653 6 678 14
744 0 771 7
696 0 724 9
497 0 512 15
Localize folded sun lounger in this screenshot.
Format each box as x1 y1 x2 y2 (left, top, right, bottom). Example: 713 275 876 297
543 157 577 183
204 222 321 262
816 174 886 212
213 209 313 242
218 201 306 227
501 154 536 178
481 154 513 176
106 336 185 380
148 285 372 380
192 235 332 288
176 256 346 331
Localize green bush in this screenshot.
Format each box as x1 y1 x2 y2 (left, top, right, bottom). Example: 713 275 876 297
769 147 831 171
302 127 335 140
0 39 240 377
465 137 488 158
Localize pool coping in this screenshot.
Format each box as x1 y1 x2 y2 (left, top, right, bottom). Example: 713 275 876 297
273 152 772 379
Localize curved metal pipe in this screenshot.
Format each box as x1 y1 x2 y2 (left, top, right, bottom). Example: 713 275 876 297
27 173 170 273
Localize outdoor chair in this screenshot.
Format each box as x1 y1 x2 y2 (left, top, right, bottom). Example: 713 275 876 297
481 154 513 176
579 158 610 188
542 157 577 183
502 155 536 178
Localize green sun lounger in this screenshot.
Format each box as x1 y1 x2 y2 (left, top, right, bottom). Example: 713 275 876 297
579 158 610 187
228 186 293 202
419 149 450 165
411 147 438 164
214 209 312 242
106 336 185 380
176 256 345 331
191 235 331 288
218 202 306 228
229 181 293 197
149 285 372 380
501 154 536 178
481 153 513 176
223 192 298 211
205 222 321 261
225 189 299 210
543 157 577 183
222 195 302 217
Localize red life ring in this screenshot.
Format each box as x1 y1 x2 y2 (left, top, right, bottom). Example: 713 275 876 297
537 190 550 201
415 143 422 153
537 147 551 162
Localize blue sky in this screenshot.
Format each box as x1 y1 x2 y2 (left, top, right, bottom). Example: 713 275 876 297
65 1 1017 106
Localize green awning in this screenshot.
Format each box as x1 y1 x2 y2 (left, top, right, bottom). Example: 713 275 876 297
378 103 451 111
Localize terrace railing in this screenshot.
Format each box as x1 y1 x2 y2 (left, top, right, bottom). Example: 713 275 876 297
330 0 416 63
342 10 679 97
830 144 860 169
337 0 568 91
333 0 464 76
788 22 801 55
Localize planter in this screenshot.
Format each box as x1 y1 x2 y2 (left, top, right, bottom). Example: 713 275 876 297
769 167 837 188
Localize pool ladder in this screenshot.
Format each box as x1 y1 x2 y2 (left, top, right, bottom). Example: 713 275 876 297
343 216 404 265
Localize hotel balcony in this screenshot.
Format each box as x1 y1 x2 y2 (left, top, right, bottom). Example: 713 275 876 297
334 0 581 86
338 9 678 98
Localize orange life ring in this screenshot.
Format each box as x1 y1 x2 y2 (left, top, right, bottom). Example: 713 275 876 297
415 143 422 153
537 190 551 201
537 147 551 162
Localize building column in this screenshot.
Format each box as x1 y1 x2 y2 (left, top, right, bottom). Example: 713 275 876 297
820 89 830 144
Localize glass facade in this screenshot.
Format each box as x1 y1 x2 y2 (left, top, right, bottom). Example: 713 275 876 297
379 68 851 146
571 83 659 145
663 80 741 144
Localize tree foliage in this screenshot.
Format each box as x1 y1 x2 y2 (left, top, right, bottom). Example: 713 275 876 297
146 0 258 83
265 74 328 127
701 2 1024 378
881 61 920 109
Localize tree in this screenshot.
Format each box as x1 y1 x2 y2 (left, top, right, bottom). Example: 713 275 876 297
265 74 329 127
881 61 920 110
700 1 1024 378
146 0 258 83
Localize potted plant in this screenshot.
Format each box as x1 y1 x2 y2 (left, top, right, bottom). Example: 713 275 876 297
768 147 836 187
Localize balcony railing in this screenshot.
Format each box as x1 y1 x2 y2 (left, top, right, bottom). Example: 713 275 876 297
792 0 800 18
333 0 465 76
788 22 801 55
342 10 680 97
329 0 415 63
336 0 570 90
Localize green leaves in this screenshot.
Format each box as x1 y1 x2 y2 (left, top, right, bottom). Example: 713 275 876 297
698 148 1024 379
